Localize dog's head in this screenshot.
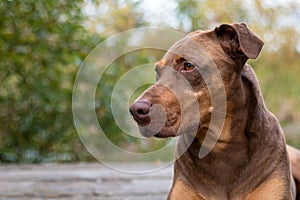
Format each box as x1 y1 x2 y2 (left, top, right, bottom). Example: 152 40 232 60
130 23 263 138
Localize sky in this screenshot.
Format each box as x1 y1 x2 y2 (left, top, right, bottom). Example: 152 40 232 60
137 0 179 28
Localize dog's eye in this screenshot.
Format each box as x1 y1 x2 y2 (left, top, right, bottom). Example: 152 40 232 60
183 62 195 71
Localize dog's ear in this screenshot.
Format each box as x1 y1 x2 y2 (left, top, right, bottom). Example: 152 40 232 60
215 23 264 60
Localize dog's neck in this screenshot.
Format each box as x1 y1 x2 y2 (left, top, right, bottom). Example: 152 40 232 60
194 72 251 152
174 75 251 196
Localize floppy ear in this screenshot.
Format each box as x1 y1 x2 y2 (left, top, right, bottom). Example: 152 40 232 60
215 23 264 60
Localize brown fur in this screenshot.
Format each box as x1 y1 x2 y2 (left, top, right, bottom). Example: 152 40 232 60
130 23 300 199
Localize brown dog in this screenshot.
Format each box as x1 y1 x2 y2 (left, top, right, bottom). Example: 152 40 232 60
130 23 300 199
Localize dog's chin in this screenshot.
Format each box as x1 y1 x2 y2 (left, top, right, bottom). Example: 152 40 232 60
138 126 177 138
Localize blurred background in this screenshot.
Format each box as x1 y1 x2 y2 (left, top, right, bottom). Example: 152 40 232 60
1 0 300 163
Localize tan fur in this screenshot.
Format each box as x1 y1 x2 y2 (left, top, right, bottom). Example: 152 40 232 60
246 174 287 200
169 180 205 200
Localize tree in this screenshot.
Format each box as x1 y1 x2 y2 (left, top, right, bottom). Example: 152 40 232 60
0 0 99 162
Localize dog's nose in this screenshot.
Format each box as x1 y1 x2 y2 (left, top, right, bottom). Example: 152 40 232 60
129 99 152 126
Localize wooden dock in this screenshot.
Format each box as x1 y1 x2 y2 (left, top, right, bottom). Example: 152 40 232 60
0 163 173 200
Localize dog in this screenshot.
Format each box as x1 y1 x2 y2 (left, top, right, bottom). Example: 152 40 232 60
130 23 300 199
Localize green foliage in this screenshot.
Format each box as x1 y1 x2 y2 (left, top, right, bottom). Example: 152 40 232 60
0 0 100 162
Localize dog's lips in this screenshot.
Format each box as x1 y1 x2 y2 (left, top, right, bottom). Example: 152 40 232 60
135 120 150 127
134 111 200 138
138 116 180 138
139 126 177 138
154 126 177 138
138 126 157 137
133 116 151 127
132 107 180 137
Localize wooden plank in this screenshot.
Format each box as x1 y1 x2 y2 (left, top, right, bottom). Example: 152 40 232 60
0 162 173 199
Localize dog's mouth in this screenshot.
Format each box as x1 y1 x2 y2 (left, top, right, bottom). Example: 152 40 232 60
130 101 181 138
139 126 177 138
130 99 202 138
137 117 201 138
137 110 180 138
